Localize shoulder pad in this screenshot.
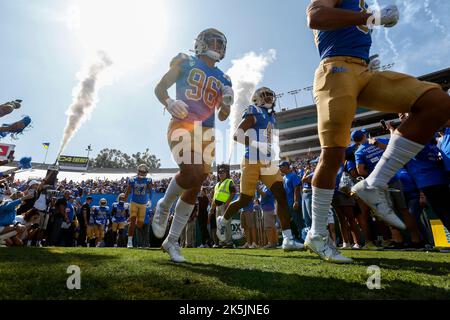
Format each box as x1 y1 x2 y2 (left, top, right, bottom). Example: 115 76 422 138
243 105 260 117
223 73 232 85
170 53 191 68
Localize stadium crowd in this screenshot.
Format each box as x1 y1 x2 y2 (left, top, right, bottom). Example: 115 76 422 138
0 101 449 251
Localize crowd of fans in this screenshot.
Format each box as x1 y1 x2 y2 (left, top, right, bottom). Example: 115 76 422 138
1 109 449 251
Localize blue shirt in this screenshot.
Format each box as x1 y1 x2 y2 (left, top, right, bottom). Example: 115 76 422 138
406 143 449 189
144 207 152 225
129 177 152 205
172 53 232 128
314 0 372 61
303 172 314 190
0 199 21 226
260 186 275 212
438 128 450 172
93 206 110 226
66 202 75 222
111 202 128 223
397 168 419 199
243 105 276 161
242 201 254 212
283 172 302 207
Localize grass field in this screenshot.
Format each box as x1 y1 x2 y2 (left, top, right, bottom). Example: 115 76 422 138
0 247 449 300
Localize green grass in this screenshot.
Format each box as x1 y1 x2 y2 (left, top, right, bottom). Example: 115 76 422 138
0 247 449 300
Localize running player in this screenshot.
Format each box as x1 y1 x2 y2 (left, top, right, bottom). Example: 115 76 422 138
305 0 450 263
153 28 234 262
218 87 304 251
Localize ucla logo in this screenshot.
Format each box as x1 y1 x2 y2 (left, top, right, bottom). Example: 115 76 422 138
331 66 347 74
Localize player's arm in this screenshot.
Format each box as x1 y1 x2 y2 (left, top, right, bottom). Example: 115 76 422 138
124 184 131 202
356 164 369 178
155 62 188 119
233 116 256 146
155 64 181 108
307 0 372 30
218 104 230 122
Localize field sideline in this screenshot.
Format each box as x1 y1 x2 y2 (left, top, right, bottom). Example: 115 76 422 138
0 247 448 300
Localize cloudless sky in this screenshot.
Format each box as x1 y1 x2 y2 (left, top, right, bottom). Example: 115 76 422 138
0 0 449 167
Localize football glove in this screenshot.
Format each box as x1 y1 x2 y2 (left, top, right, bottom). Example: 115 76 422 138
378 5 399 28
165 98 189 119
221 86 234 106
368 54 381 72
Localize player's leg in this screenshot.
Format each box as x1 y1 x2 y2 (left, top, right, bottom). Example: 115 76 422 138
355 73 450 225
127 203 139 248
162 155 206 262
304 58 361 263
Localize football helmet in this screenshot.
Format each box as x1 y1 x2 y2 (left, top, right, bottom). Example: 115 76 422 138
252 87 276 110
118 193 126 202
194 28 227 62
100 198 107 206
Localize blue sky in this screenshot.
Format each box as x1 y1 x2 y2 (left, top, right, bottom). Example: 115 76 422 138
0 0 449 167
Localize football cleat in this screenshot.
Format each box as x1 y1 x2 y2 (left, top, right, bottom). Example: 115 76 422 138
162 238 186 263
351 180 406 230
152 199 170 239
216 216 227 242
305 232 353 264
282 237 305 252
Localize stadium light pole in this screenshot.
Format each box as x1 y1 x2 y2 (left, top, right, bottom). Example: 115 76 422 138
288 89 302 108
86 145 92 170
303 86 314 104
276 93 285 111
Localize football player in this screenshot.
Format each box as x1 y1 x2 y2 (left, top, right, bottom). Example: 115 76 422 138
125 164 153 248
110 193 130 247
153 28 234 262
92 198 110 247
218 87 304 251
305 0 450 263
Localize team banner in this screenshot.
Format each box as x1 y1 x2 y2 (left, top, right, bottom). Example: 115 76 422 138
0 143 15 161
58 155 89 171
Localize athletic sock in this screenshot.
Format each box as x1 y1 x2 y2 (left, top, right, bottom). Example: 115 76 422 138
128 236 132 243
310 187 335 237
366 134 424 188
168 199 194 244
160 177 186 208
281 229 292 240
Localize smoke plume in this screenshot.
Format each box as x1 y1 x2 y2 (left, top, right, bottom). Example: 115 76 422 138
226 49 276 162
57 51 113 158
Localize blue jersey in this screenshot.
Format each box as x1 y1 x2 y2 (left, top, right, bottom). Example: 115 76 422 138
283 172 302 207
260 185 275 212
93 206 109 226
172 53 232 128
355 139 398 183
144 207 152 225
314 0 372 61
243 105 276 161
66 202 75 222
438 128 450 172
129 177 152 205
406 143 449 189
111 202 129 223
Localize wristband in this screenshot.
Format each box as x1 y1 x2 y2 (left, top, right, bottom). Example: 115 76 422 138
165 98 173 107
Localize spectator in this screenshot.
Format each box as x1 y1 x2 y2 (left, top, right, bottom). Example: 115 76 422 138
257 184 278 249
279 161 304 242
197 187 211 248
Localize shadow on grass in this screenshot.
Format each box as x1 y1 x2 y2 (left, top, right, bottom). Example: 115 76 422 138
153 260 450 300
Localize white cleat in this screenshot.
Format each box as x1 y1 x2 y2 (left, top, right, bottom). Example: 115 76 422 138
162 238 186 263
127 240 133 248
282 237 305 252
305 232 353 264
351 180 406 230
216 216 227 242
152 199 170 239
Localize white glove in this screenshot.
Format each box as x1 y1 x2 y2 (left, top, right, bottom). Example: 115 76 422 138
221 86 234 106
378 5 399 28
165 98 188 119
368 54 381 72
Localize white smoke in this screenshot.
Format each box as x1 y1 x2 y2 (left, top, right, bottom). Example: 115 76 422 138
225 49 276 162
58 51 113 157
423 0 447 34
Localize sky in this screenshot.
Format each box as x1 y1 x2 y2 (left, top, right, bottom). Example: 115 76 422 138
0 0 449 168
